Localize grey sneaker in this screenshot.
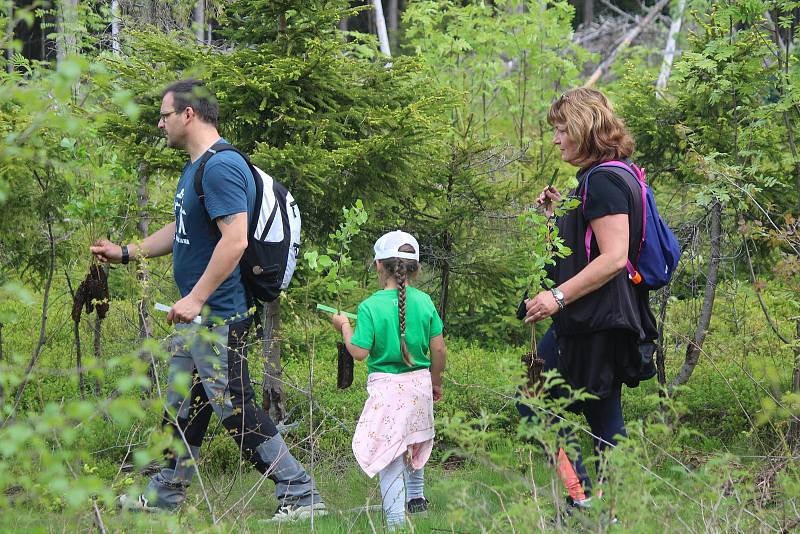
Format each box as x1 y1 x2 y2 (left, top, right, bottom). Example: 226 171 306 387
271 501 327 522
118 494 164 513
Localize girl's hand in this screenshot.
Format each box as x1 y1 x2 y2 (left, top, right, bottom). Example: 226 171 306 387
524 290 560 323
331 313 350 332
432 374 443 402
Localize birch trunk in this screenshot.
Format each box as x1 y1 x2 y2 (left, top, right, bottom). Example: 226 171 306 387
372 0 391 56
656 0 686 95
111 0 120 54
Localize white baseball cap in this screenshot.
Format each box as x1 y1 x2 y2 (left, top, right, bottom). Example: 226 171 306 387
373 230 420 261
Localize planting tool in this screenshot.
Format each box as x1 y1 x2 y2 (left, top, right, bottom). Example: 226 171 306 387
154 302 202 324
316 303 357 320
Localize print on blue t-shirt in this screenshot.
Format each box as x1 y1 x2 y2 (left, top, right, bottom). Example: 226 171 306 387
172 139 256 323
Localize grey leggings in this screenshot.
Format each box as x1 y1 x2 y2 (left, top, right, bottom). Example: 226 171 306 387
379 454 425 528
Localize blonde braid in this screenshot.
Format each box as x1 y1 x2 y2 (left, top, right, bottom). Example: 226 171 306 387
396 262 413 367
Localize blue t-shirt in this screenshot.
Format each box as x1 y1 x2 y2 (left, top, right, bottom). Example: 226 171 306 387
172 140 256 323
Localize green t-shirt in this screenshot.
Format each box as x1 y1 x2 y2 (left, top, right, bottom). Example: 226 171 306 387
351 286 444 375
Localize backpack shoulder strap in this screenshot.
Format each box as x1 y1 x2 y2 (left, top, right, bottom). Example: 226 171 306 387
580 160 647 281
580 160 641 210
192 142 249 208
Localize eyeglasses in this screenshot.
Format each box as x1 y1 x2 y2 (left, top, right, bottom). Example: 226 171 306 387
158 109 181 122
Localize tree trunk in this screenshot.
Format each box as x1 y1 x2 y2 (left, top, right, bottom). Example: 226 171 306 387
669 201 722 394
787 319 800 451
438 231 451 328
193 0 205 43
438 167 455 330
136 163 155 389
5 1 13 73
65 270 86 398
111 0 121 54
388 0 398 52
582 0 594 28
56 0 79 65
92 293 104 397
74 318 84 397
372 0 391 56
656 0 686 95
585 0 670 87
781 110 800 215
763 10 786 54
0 322 4 404
655 284 671 389
9 220 56 421
261 299 285 422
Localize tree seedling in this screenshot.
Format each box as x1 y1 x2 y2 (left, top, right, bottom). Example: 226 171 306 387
516 190 576 397
304 200 369 389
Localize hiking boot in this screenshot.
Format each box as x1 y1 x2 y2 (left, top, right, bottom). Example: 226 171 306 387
406 497 429 514
566 495 592 509
555 495 592 522
270 501 328 522
118 494 165 513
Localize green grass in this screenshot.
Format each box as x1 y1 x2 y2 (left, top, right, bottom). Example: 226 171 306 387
6 438 796 533
1 281 799 532
3 450 553 533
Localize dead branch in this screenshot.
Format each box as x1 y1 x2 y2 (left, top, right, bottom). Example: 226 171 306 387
6 220 57 425
585 0 671 87
742 237 791 345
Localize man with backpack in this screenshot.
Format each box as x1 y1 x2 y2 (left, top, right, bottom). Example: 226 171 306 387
90 79 325 520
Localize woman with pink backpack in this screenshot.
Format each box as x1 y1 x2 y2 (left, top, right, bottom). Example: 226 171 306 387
522 88 676 512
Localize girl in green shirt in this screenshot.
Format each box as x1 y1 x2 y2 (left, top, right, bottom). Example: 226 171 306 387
332 230 447 531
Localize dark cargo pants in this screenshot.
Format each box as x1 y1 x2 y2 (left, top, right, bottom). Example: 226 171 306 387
146 319 321 509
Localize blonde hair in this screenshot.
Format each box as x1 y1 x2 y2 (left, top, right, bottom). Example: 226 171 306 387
379 244 419 367
547 88 635 168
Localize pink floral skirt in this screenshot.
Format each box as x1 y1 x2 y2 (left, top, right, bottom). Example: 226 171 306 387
352 368 435 478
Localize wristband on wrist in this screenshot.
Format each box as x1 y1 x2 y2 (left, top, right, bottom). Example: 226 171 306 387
121 244 129 265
